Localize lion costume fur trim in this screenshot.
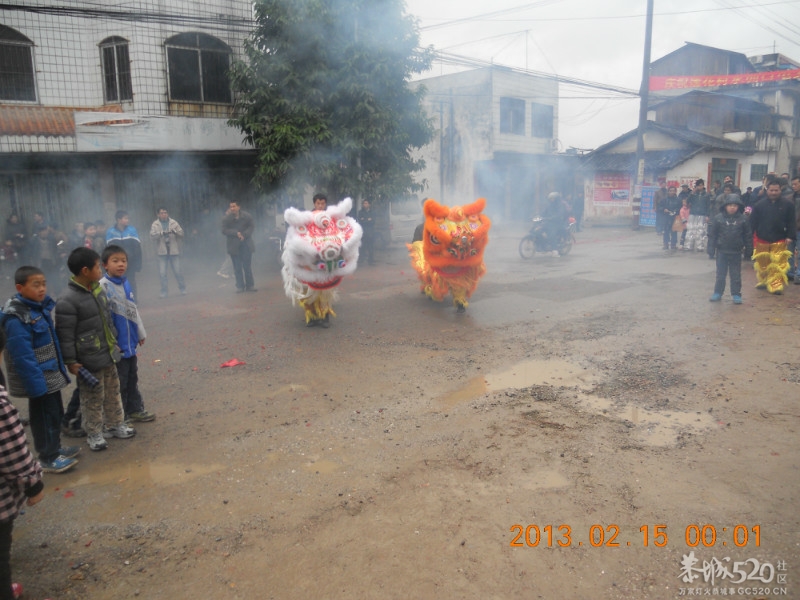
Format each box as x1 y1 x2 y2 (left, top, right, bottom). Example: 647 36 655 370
752 239 791 294
281 197 362 320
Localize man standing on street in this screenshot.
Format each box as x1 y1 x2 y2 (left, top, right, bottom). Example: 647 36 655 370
750 177 796 294
149 208 186 298
222 201 256 293
358 199 376 265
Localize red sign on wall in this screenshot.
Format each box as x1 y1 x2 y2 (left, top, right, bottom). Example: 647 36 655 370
593 172 631 206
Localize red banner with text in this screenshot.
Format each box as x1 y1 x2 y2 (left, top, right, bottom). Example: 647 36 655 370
649 69 800 91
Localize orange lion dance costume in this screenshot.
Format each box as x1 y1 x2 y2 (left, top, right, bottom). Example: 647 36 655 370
407 198 491 312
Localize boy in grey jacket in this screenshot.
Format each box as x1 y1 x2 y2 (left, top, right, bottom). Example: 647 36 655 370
55 248 135 451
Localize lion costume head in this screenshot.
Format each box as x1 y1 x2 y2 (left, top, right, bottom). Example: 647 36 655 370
282 197 363 290
421 198 491 274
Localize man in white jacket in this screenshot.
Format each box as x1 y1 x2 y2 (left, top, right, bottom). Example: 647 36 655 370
149 208 187 298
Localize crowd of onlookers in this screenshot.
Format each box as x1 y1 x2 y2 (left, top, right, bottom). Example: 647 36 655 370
656 172 799 301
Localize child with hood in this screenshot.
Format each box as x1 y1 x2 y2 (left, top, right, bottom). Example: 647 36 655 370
707 194 753 305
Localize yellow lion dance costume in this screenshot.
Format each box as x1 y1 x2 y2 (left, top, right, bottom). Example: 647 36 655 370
407 198 491 312
752 236 792 294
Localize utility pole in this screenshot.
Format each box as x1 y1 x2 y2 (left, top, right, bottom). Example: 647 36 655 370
632 0 654 230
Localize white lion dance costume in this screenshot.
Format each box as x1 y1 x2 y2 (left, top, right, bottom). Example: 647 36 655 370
407 198 491 312
281 197 363 326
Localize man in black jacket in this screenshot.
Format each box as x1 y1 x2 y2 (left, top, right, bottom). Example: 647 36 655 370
750 178 796 294
221 201 256 293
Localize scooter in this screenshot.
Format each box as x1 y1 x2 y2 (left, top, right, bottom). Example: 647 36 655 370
518 217 576 259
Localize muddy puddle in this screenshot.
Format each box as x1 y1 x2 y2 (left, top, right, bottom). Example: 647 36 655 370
439 358 716 446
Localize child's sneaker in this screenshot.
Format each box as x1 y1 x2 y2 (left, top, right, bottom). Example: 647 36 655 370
58 446 81 459
127 410 156 422
61 423 86 438
40 455 78 473
709 293 722 302
732 295 743 304
87 432 108 451
107 423 136 439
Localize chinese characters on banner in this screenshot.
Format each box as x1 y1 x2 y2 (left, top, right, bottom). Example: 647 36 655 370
639 186 659 227
649 68 800 91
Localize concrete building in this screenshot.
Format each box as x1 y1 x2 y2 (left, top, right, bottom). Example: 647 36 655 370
413 66 581 224
0 1 257 244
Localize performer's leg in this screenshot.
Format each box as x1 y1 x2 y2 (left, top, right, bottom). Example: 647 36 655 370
753 240 770 289
765 241 791 294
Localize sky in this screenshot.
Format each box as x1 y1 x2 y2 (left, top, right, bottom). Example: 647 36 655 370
403 0 800 150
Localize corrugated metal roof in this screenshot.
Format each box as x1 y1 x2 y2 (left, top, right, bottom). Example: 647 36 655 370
583 121 755 171
0 104 123 137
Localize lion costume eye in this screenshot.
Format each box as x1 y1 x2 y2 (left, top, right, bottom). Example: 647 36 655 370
429 234 440 245
338 259 346 268
297 225 307 234
337 219 348 229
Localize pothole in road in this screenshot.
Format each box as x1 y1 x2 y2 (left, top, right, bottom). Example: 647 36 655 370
443 358 717 447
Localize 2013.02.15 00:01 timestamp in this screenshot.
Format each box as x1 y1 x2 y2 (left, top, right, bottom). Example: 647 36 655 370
509 524 762 548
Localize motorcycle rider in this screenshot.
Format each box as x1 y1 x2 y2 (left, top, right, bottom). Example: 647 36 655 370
541 192 570 253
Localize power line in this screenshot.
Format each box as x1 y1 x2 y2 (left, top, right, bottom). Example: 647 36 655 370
431 50 640 97
418 0 800 28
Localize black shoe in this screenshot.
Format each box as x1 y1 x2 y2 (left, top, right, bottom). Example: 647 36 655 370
456 304 466 313
319 314 330 328
235 288 244 293
306 319 318 327
245 287 258 292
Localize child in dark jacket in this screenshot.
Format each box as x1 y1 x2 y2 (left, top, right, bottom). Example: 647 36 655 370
55 248 135 452
707 194 753 305
0 326 45 600
0 266 79 473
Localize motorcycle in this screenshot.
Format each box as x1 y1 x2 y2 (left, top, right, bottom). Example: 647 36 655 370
518 216 576 259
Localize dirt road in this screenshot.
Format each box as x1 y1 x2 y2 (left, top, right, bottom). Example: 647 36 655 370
9 225 800 599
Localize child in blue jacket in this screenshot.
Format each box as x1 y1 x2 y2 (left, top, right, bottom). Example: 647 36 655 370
0 266 79 473
99 246 155 423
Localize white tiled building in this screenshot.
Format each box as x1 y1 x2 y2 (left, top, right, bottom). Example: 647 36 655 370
0 1 257 237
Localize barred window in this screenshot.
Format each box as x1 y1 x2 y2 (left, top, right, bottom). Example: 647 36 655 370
0 25 36 102
100 37 133 103
750 164 768 181
499 97 525 135
165 32 231 104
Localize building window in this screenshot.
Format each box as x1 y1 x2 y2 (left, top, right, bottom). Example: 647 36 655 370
100 37 133 103
0 25 36 102
531 102 554 139
750 164 768 181
165 32 231 104
499 97 525 135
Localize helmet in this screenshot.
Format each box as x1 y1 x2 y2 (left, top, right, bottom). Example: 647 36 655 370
547 192 561 201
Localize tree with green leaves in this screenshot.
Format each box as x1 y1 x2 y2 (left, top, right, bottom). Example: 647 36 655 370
229 0 434 205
